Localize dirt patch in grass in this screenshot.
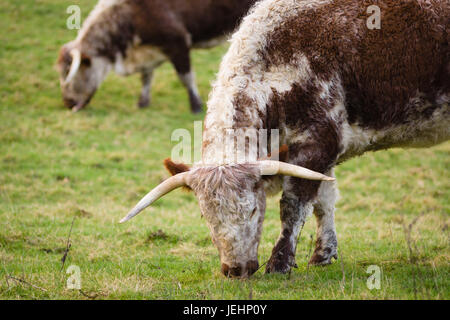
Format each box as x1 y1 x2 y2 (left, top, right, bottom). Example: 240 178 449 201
145 229 180 244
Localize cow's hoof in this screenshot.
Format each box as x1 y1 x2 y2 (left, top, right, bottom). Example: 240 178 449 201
190 103 203 114
138 98 150 108
265 253 296 274
265 261 290 274
189 96 203 114
309 247 338 266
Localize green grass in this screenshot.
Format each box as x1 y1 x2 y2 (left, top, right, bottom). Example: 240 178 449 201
0 0 449 300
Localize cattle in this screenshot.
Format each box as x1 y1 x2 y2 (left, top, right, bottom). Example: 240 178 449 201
120 0 449 278
57 0 257 113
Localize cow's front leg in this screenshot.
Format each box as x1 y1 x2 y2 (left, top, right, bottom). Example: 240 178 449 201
265 185 315 274
138 69 154 108
309 169 338 265
265 138 338 274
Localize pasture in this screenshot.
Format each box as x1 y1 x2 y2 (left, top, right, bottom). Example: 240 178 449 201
0 0 449 299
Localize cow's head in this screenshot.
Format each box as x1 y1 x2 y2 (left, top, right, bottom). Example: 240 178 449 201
57 42 110 112
120 159 334 278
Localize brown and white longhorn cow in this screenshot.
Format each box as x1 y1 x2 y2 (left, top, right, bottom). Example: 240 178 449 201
57 0 257 113
121 0 449 277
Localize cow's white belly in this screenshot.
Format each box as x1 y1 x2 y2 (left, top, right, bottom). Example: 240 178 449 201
338 101 450 163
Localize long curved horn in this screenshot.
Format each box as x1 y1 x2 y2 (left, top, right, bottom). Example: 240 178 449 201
64 49 81 85
120 172 189 223
259 160 334 181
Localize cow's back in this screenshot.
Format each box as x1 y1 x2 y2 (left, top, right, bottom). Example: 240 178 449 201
130 0 257 45
262 0 449 130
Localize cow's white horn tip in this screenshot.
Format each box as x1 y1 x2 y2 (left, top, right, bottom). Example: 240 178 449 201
119 217 129 224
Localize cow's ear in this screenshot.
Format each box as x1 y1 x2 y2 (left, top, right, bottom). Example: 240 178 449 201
164 158 191 176
164 158 192 191
261 144 289 162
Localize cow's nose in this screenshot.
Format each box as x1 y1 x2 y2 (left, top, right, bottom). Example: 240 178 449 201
221 261 259 278
221 263 242 278
63 98 77 108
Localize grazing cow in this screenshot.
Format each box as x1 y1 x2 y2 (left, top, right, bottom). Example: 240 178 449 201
121 0 449 277
57 0 257 113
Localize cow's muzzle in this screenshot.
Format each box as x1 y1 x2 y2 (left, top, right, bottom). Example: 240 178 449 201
63 97 77 109
221 260 259 278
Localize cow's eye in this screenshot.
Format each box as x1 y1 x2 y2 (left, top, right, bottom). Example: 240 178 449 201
81 56 91 67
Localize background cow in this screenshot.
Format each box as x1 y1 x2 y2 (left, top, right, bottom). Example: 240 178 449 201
121 0 449 278
57 0 257 113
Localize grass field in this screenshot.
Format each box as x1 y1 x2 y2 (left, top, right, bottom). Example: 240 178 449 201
0 0 449 300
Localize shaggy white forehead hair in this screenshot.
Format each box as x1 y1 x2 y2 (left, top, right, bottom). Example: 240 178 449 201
188 164 262 216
